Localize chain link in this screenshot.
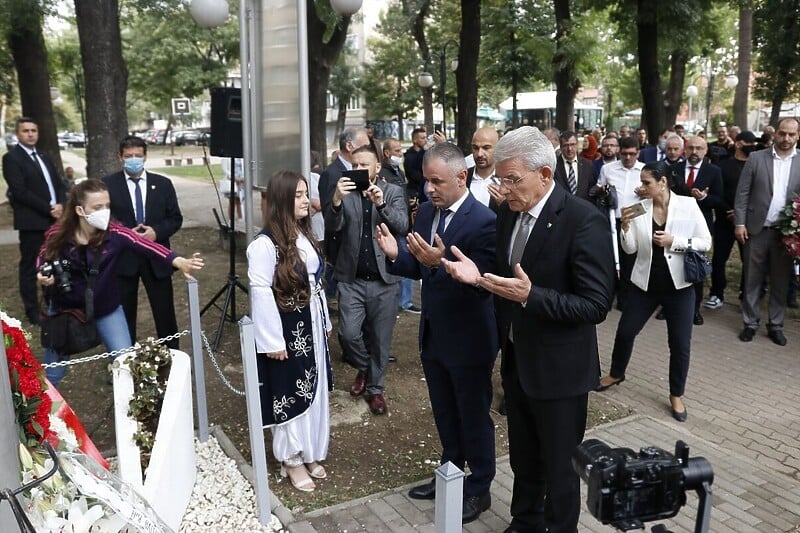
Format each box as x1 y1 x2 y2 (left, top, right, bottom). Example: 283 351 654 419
200 331 246 396
42 330 190 368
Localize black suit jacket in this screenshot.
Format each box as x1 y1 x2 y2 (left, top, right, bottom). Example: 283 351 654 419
494 185 615 399
319 158 348 215
553 156 596 201
669 161 724 232
2 145 65 230
102 171 182 278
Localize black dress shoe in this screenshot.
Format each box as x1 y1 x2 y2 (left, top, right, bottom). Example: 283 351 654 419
462 493 491 523
739 327 756 342
655 308 666 320
693 311 704 326
408 479 436 500
768 329 787 346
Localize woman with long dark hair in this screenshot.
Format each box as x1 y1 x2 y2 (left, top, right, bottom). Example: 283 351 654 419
247 170 331 493
596 162 711 421
37 179 203 385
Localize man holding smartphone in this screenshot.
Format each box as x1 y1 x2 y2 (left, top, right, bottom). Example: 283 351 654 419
325 146 408 415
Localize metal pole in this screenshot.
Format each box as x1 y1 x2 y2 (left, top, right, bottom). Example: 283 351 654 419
439 46 446 134
240 0 256 242
0 327 20 529
434 461 464 533
186 278 209 442
238 316 272 524
297 0 311 180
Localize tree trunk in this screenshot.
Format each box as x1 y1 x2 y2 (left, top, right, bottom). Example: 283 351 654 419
307 0 351 161
455 0 480 152
396 112 405 141
663 49 688 128
334 100 347 141
403 0 433 134
75 0 128 178
553 0 577 132
734 6 752 129
6 0 63 174
637 0 663 145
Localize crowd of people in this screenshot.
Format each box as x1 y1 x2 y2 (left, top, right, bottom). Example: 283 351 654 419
4 113 799 531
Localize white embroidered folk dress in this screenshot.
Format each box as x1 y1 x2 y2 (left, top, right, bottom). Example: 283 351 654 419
247 233 332 465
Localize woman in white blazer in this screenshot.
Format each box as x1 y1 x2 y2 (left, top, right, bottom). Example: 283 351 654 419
597 161 711 422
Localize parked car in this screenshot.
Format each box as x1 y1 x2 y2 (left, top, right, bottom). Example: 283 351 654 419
4 133 18 149
59 132 86 148
172 130 202 146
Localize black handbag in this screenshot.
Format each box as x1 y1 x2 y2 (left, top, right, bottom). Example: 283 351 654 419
41 246 103 355
684 238 712 284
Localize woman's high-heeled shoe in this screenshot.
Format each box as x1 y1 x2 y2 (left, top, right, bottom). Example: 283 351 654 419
596 375 625 392
670 396 687 422
280 464 316 492
305 462 327 479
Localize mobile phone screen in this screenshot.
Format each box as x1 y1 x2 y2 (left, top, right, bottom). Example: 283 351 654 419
343 169 370 191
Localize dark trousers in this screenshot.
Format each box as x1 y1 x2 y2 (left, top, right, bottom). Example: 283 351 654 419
118 258 179 349
503 342 587 533
615 219 635 309
709 220 742 300
422 357 495 497
610 285 694 397
18 230 45 320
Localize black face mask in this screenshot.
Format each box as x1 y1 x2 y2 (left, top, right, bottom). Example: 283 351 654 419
742 145 758 155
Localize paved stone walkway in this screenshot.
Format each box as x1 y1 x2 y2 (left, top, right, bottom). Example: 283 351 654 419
285 300 800 532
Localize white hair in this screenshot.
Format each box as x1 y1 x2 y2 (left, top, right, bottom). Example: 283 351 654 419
494 126 556 171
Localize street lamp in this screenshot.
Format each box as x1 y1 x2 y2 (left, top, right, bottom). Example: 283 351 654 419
437 39 458 136
418 71 434 89
188 0 229 27
686 84 698 126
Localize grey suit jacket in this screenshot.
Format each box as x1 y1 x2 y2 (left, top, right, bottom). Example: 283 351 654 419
324 181 408 284
734 148 800 235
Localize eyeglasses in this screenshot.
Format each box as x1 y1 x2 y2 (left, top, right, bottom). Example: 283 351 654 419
497 171 535 189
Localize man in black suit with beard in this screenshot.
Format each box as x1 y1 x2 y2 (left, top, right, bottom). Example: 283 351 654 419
102 136 183 347
2 117 65 325
444 126 615 533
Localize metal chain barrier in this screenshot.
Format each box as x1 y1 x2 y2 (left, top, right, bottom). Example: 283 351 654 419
40 328 247 397
200 330 246 396
41 330 190 368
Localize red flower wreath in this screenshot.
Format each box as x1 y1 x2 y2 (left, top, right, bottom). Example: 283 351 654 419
2 317 52 447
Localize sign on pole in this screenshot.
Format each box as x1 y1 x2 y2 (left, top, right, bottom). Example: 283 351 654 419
171 98 191 116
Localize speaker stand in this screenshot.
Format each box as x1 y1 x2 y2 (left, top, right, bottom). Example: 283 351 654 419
201 157 248 350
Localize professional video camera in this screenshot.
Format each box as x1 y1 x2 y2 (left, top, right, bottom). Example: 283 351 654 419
573 439 714 532
39 259 73 294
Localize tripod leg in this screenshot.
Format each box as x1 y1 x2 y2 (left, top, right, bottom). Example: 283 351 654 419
212 281 237 350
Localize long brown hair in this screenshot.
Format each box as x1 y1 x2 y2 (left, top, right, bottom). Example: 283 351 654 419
43 178 108 261
264 170 323 311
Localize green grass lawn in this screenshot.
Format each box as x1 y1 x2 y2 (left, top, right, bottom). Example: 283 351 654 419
150 164 222 182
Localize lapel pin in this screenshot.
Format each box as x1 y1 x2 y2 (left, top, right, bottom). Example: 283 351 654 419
151 185 156 190
546 222 553 229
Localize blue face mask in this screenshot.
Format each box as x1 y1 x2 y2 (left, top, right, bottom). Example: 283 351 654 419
124 157 145 175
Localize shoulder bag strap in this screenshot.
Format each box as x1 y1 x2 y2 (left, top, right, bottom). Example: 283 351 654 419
84 244 104 321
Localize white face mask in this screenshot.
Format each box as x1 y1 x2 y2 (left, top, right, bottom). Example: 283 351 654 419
81 208 111 231
390 155 403 167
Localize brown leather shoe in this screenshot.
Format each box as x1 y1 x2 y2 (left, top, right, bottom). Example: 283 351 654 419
367 393 387 415
349 371 367 397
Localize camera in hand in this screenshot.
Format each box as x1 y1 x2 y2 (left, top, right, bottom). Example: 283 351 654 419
39 259 73 294
573 439 714 532
342 169 371 192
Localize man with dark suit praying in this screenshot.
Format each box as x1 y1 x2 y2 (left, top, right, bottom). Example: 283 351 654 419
375 142 497 524
2 117 65 325
103 136 183 348
444 126 615 533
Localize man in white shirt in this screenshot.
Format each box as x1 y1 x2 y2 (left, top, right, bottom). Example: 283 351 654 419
734 117 800 346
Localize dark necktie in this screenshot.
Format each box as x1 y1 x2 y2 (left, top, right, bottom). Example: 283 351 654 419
433 208 451 243
686 166 696 189
567 161 577 194
510 212 534 267
132 177 144 225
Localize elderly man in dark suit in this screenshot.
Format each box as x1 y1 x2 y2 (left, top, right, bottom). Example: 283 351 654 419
375 142 498 523
669 135 724 325
553 130 595 201
2 117 65 325
102 136 183 348
735 117 800 346
444 126 615 533
325 146 408 415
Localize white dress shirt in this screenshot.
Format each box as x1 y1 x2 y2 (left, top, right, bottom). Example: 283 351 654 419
597 160 645 218
469 170 495 207
766 148 796 226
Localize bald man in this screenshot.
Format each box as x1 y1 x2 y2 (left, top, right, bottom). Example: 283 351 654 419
469 127 504 208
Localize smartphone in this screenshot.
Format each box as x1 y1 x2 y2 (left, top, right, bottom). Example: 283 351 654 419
343 169 371 191
625 202 647 218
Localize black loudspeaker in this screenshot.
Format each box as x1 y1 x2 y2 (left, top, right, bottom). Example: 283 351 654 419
210 87 243 158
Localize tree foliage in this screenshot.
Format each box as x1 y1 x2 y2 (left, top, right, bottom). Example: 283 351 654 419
362 3 423 140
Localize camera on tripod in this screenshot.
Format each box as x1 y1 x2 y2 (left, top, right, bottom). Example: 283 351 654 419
39 259 73 294
573 439 714 532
